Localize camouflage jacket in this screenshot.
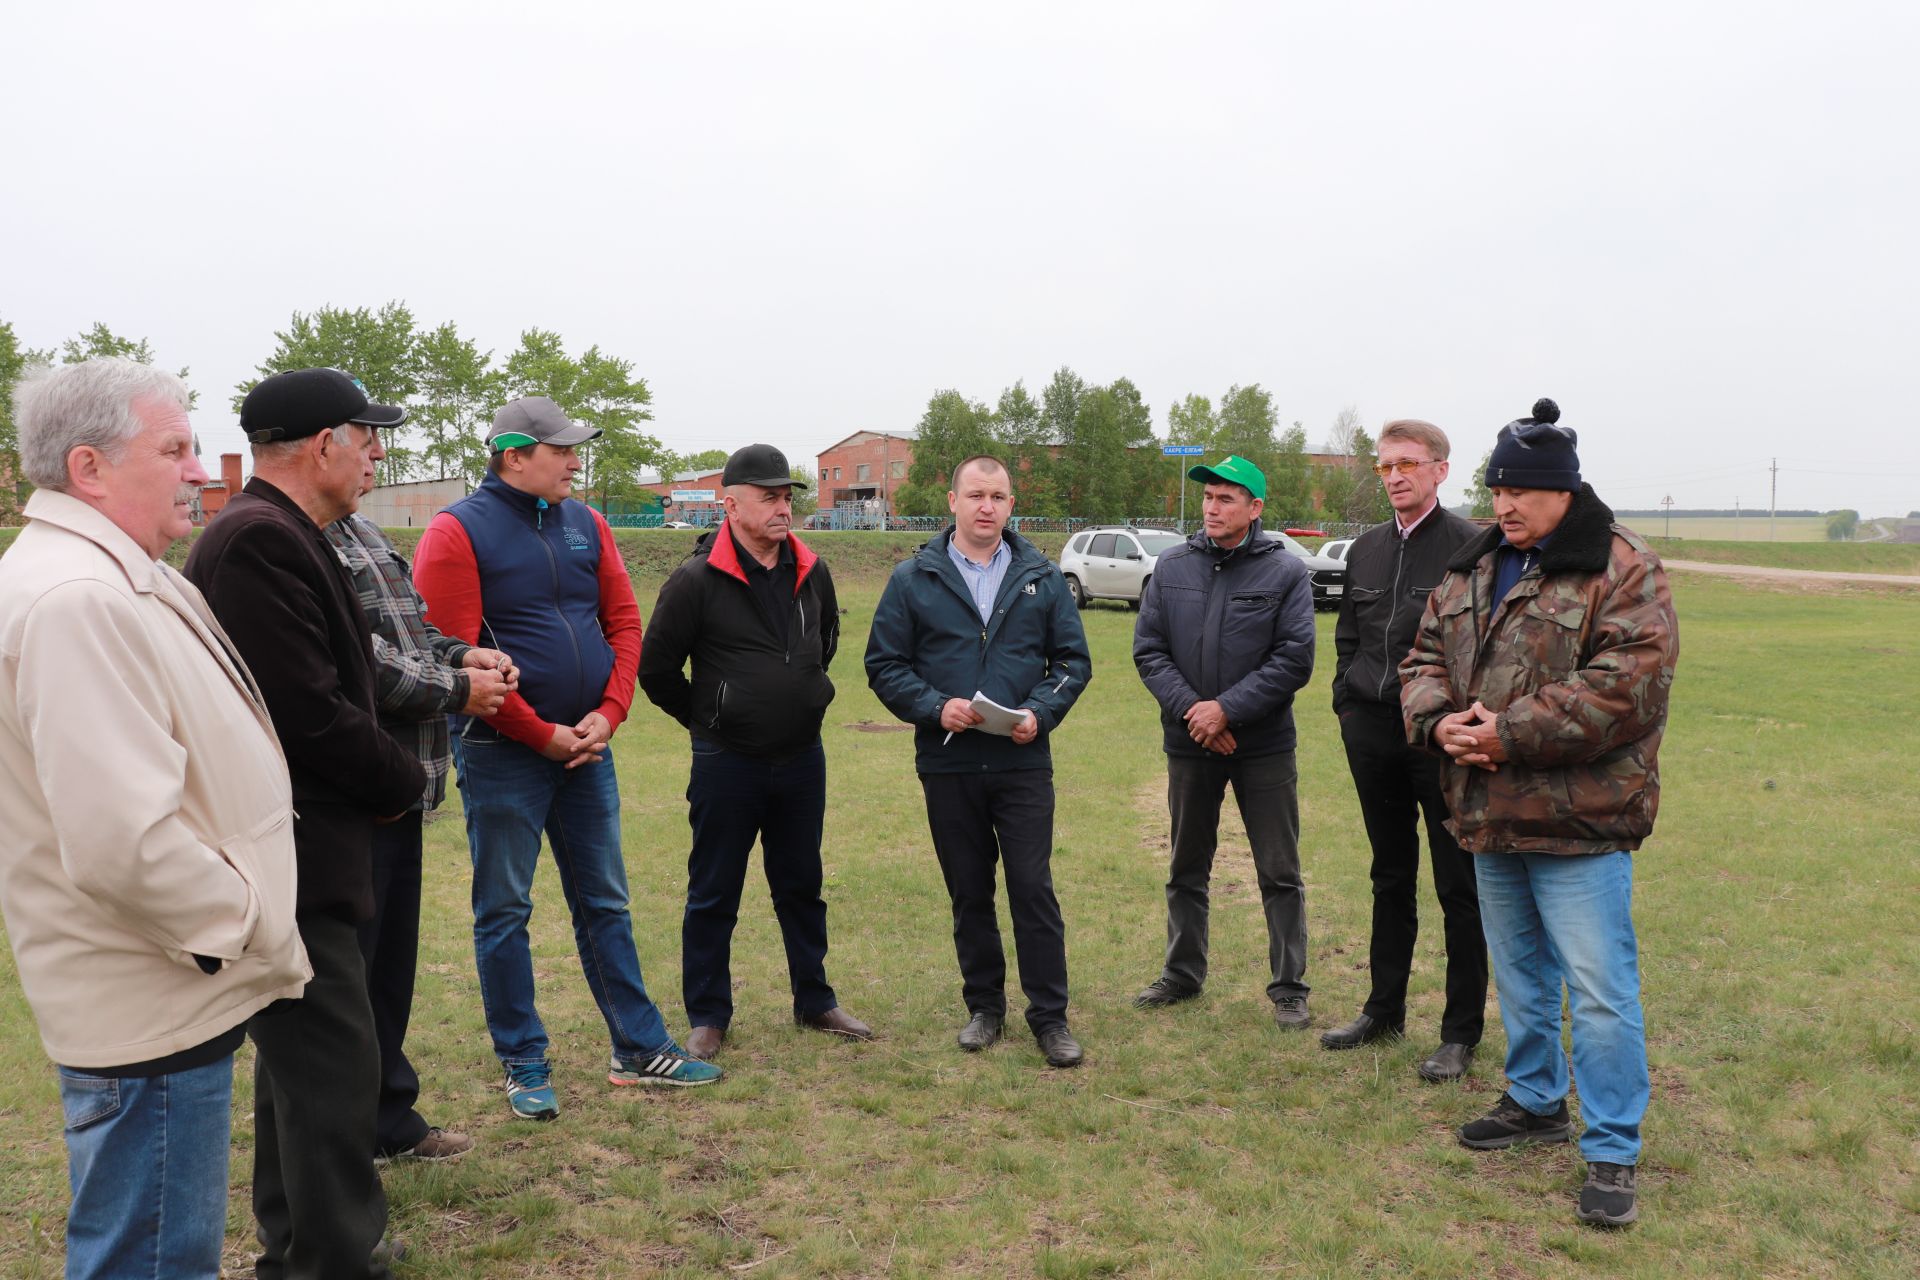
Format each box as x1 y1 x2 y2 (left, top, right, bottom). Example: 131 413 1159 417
1399 485 1678 854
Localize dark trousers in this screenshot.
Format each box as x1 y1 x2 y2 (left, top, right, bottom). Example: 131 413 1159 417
1162 749 1309 1001
249 911 388 1279
356 813 432 1155
919 769 1069 1034
1340 701 1487 1044
683 738 837 1029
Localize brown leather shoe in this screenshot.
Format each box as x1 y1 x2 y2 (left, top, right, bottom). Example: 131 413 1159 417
797 1006 873 1040
377 1126 474 1164
685 1025 726 1060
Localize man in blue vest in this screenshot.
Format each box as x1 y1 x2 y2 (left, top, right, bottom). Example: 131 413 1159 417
415 397 721 1120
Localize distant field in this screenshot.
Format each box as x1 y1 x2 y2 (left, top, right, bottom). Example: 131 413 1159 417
1615 515 1832 542
1650 539 1920 575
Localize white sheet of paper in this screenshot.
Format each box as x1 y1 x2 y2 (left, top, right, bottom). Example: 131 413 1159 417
968 691 1030 737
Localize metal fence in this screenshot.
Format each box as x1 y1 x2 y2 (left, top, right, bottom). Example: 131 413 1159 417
592 510 1373 538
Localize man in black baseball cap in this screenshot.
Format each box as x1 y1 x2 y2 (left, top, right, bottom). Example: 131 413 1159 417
240 367 406 443
641 442 870 1060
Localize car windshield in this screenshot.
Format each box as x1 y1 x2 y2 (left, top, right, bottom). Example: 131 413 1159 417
1136 531 1184 556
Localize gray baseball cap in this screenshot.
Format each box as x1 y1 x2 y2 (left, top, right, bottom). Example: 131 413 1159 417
487 396 603 452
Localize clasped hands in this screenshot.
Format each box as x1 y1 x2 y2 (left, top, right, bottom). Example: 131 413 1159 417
940 697 1039 745
1434 701 1508 771
459 647 519 717
1184 699 1236 755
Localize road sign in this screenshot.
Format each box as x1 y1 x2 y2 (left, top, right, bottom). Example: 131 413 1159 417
1162 445 1206 456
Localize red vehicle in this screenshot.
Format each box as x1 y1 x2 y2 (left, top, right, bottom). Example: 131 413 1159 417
1283 526 1327 538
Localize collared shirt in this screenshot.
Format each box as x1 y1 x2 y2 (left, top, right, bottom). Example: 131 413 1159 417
1491 531 1555 613
1395 500 1439 540
730 520 796 650
947 533 1011 623
325 515 470 810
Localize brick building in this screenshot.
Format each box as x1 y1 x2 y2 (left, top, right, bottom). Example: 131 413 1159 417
192 453 244 525
815 430 915 511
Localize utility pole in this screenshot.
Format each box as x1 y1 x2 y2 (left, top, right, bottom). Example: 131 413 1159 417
1769 457 1778 541
1735 497 1741 540
1661 494 1675 539
1178 449 1187 533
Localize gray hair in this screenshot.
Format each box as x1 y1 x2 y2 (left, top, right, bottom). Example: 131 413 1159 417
252 424 352 465
14 357 191 491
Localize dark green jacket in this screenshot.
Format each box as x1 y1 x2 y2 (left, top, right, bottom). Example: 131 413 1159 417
864 529 1091 774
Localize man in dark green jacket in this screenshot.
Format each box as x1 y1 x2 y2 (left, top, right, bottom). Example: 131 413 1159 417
865 455 1092 1067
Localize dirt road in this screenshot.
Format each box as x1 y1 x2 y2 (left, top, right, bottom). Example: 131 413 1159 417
1664 559 1920 589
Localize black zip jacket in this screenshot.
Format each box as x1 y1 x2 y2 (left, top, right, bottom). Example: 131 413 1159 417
639 523 839 763
1133 521 1316 759
1331 507 1482 716
864 529 1091 775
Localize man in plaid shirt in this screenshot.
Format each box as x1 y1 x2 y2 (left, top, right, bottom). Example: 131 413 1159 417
327 508 517 1162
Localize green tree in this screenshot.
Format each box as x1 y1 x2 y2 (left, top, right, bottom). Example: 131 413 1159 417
901 389 997 515
996 381 1064 517
1265 422 1312 522
60 322 197 407
1464 449 1495 518
1061 377 1157 521
789 465 818 519
238 303 421 483
412 322 500 485
680 449 731 474
569 345 664 508
1826 509 1860 541
0 320 55 514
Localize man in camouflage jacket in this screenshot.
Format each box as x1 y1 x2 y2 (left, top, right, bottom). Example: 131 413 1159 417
1399 400 1677 1229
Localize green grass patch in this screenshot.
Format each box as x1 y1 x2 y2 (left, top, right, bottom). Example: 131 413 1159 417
1644 538 1920 575
2 569 1916 1277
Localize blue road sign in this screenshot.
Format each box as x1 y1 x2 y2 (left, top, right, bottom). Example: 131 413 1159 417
1162 445 1206 456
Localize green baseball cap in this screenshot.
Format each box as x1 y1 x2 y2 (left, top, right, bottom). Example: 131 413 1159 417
1187 454 1266 501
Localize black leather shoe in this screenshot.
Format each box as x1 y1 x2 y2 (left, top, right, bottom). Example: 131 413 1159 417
1037 1026 1084 1068
957 1011 1003 1052
1132 977 1200 1009
1318 1012 1401 1050
1416 1041 1475 1083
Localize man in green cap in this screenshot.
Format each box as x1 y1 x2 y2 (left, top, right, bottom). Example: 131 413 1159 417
1131 454 1318 1028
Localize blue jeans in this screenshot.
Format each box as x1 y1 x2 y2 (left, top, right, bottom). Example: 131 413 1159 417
58 1055 233 1280
452 734 674 1065
1476 851 1649 1165
684 738 837 1029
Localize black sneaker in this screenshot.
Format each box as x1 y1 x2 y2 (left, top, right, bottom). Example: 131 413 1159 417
1271 995 1311 1030
1576 1161 1638 1226
1457 1092 1572 1150
1132 978 1200 1009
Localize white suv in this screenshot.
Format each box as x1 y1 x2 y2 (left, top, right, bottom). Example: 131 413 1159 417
1057 527 1188 608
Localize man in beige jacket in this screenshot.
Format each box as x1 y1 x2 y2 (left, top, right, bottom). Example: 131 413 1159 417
0 357 311 1278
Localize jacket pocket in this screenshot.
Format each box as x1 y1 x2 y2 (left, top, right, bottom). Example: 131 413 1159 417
705 680 730 730
219 810 299 971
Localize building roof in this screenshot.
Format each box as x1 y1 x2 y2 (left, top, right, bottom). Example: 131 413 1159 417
815 427 918 456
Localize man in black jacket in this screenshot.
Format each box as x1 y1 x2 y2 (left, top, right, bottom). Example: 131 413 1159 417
865 455 1091 1067
639 444 870 1060
1322 420 1488 1082
185 368 427 1279
1132 455 1317 1029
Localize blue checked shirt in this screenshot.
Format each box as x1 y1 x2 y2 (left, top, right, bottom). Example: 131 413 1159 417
326 515 471 811
947 535 1011 623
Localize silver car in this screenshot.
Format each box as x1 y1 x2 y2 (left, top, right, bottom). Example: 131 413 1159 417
1057 527 1187 608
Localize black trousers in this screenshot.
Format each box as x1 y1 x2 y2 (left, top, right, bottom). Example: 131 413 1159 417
250 910 388 1279
683 739 837 1029
1162 750 1309 1001
356 813 432 1155
1339 700 1487 1044
918 769 1069 1034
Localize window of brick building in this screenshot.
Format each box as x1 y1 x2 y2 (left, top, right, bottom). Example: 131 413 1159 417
834 466 842 479
856 464 870 481
890 460 906 478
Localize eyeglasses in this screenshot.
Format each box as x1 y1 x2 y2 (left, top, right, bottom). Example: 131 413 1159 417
1371 459 1435 477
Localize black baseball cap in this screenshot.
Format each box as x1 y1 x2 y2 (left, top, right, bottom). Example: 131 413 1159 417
487 397 603 452
241 368 406 443
722 443 807 490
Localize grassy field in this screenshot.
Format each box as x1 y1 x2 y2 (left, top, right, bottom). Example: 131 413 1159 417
1 557 1916 1277
1645 539 1920 575
1614 516 1837 543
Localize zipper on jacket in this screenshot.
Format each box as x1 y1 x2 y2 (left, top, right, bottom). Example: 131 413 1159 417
708 680 728 729
529 514 588 711
1376 535 1407 702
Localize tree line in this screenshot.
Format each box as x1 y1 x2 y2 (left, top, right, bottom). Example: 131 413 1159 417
892 368 1394 525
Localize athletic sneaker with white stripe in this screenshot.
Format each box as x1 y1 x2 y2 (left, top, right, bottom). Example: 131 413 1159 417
608 1048 724 1088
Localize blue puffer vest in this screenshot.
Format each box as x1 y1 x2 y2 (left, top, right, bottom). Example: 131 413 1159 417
442 472 613 729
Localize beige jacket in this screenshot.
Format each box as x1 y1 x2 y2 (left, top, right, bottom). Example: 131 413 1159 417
0 490 310 1069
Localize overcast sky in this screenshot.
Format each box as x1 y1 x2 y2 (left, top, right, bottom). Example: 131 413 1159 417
5 2 1916 515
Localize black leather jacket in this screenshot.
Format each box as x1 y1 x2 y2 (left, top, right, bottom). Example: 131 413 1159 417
1331 507 1482 716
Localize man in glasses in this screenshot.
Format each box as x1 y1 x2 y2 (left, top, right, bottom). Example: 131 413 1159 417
1322 420 1488 1082
1401 399 1676 1227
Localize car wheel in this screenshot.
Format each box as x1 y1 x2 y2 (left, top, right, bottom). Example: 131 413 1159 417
1065 575 1086 609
